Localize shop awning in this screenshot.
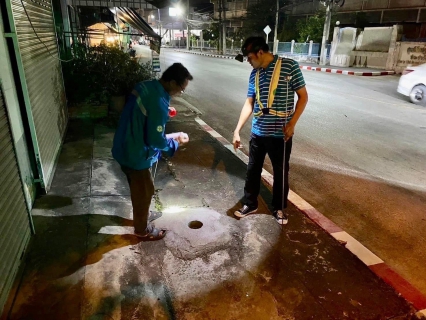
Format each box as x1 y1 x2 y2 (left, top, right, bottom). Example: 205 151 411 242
72 0 174 10
111 7 161 40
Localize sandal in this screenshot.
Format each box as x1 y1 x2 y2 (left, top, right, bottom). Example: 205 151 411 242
148 211 162 223
134 224 167 241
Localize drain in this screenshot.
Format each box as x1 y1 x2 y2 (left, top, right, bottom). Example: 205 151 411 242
188 220 203 229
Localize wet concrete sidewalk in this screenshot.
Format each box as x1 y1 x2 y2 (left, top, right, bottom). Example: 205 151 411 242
1 102 419 319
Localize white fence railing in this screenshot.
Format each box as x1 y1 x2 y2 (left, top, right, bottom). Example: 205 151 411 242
271 41 331 62
166 39 331 63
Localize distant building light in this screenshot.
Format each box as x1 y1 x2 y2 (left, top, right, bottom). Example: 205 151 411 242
169 7 182 17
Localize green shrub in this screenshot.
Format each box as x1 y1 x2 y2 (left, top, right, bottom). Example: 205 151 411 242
62 43 155 104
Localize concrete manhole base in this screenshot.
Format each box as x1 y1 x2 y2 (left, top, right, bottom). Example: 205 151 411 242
154 207 238 260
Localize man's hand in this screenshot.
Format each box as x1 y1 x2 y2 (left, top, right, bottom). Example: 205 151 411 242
233 132 241 151
283 121 295 142
177 132 189 146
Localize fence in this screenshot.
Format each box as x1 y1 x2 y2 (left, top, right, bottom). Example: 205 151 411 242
189 39 241 55
168 39 331 63
271 41 331 62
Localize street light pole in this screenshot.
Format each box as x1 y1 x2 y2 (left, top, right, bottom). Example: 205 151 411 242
319 1 332 65
319 0 345 65
218 0 223 54
157 9 162 43
222 0 226 55
186 0 190 50
273 0 279 54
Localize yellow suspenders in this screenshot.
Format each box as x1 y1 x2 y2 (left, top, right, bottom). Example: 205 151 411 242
253 58 294 118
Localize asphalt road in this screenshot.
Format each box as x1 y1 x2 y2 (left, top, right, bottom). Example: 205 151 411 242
137 45 426 296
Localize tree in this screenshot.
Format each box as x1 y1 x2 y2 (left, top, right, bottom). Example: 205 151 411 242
296 9 336 43
202 23 219 41
278 18 299 42
241 0 289 40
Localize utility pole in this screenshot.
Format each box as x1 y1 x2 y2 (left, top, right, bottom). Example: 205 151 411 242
319 1 332 65
320 0 345 65
273 0 279 54
218 0 223 54
157 8 162 43
222 0 226 55
186 0 190 50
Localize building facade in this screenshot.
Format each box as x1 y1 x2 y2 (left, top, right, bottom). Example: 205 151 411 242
210 0 260 34
0 0 165 315
289 0 426 40
0 0 67 313
210 0 426 39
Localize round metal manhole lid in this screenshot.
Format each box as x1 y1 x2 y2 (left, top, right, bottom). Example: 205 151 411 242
188 220 203 229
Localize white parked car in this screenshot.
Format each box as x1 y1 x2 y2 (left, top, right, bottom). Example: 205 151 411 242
397 64 426 106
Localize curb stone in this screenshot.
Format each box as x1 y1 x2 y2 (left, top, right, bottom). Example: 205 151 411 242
299 65 395 76
174 50 396 77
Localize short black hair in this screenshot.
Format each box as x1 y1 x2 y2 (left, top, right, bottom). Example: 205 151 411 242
241 37 269 56
160 63 193 86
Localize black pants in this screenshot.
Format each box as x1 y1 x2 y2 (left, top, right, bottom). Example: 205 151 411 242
244 134 292 210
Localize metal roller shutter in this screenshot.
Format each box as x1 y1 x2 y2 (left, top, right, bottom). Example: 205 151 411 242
9 0 67 190
0 88 31 314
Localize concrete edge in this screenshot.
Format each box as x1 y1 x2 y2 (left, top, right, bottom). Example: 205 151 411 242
172 96 203 115
193 116 426 314
173 50 396 77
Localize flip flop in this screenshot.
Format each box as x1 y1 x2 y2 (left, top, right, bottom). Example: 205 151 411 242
148 211 162 222
134 224 166 241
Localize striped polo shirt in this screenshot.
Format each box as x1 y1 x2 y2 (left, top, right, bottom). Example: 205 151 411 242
247 55 305 138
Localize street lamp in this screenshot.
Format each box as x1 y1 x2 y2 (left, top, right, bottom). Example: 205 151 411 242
169 7 183 48
149 14 155 26
169 7 182 17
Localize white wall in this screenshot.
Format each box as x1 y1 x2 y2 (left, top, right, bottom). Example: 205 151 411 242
330 27 357 67
392 42 426 73
357 27 393 52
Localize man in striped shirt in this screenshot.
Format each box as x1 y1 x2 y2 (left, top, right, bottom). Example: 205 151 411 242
233 36 308 225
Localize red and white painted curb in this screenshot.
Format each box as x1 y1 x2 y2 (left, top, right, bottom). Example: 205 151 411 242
194 116 426 316
175 50 396 76
299 65 395 76
175 50 235 60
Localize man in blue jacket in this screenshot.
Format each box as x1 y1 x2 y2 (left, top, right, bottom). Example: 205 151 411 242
112 63 193 240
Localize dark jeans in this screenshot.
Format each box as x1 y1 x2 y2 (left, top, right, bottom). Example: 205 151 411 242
244 134 292 210
121 166 154 234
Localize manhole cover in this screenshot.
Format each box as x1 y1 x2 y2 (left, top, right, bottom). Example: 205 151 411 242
188 220 203 229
